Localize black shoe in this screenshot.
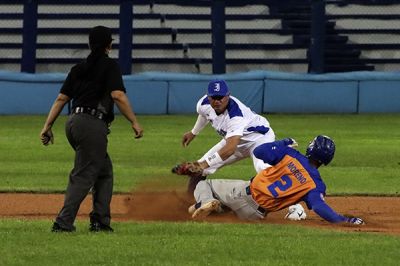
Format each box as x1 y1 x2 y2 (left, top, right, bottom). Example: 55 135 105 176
89 222 114 232
51 222 75 233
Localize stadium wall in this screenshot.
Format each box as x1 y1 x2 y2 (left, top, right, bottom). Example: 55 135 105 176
0 70 399 114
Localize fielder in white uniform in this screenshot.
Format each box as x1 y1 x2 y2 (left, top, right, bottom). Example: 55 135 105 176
181 79 275 193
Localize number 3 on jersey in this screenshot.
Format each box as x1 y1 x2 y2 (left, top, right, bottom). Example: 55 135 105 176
267 175 293 198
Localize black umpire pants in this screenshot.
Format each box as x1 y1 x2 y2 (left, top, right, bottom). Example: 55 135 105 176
55 113 113 230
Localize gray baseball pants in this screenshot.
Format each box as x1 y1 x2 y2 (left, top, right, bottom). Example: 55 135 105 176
55 113 113 230
194 179 266 220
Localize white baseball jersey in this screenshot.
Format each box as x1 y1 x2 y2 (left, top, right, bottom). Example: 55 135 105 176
196 95 271 142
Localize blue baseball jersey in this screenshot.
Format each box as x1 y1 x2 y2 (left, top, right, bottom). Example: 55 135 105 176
197 95 270 140
252 139 347 223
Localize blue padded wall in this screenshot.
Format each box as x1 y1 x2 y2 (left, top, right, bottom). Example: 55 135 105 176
359 81 400 113
124 80 168 114
264 80 359 113
168 81 208 114
167 80 264 114
1 70 399 115
226 80 264 114
0 81 64 114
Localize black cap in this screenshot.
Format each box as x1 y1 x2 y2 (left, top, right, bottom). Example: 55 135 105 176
89 26 113 48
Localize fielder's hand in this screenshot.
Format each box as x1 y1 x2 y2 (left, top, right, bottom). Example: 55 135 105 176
347 217 365 225
40 126 54 146
182 131 196 147
171 161 203 177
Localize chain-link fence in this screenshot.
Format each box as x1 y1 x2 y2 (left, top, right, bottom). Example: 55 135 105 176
0 0 399 74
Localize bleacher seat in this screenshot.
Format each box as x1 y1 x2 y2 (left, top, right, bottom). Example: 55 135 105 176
0 1 400 73
326 1 400 71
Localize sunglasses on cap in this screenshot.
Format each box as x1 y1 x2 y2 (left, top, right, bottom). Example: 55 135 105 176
210 95 225 101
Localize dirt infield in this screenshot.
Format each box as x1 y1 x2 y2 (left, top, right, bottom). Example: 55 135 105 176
1 192 400 236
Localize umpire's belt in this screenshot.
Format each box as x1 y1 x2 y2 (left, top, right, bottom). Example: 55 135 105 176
73 107 106 121
246 186 267 215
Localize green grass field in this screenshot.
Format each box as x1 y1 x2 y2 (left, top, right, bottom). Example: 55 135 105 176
1 219 399 266
1 114 400 265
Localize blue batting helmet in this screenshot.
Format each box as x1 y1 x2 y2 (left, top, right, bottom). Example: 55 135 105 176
305 135 336 165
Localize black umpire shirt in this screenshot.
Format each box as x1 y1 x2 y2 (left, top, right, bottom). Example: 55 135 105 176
60 53 125 123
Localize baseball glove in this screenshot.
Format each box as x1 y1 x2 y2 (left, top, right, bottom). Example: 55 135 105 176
171 161 203 177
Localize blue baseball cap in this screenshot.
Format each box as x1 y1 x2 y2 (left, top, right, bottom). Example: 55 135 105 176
207 80 230 97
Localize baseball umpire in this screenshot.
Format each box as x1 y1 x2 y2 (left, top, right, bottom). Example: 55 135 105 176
187 135 365 226
40 25 143 232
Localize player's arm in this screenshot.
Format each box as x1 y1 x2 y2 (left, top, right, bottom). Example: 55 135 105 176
253 138 296 165
107 61 143 139
40 93 70 145
198 115 244 168
111 90 143 139
304 191 364 225
182 114 208 147
198 135 241 169
219 135 241 159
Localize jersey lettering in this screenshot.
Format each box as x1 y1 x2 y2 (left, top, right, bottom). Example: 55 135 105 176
287 162 307 184
267 175 292 198
250 155 317 212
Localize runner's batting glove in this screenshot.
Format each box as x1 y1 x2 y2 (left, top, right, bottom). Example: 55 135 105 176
282 138 298 148
347 217 365 225
171 162 203 178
